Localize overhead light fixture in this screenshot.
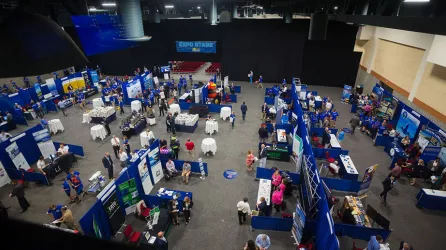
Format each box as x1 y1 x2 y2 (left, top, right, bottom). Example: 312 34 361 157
102 2 116 7
259 7 263 9
197 6 201 9
404 0 429 2
89 7 97 11
165 5 174 9
334 6 338 10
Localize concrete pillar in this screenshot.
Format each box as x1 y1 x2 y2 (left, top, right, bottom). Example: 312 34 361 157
232 6 238 18
209 2 217 25
117 0 144 39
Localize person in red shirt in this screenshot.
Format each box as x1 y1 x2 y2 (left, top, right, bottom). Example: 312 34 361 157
185 138 195 161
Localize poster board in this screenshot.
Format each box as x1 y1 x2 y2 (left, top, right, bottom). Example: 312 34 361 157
292 200 306 245
138 156 153 195
45 78 58 96
416 126 446 152
395 108 421 139
34 83 43 100
5 141 30 170
149 147 163 184
0 161 11 188
118 178 141 215
32 129 56 159
358 164 378 196
126 79 142 98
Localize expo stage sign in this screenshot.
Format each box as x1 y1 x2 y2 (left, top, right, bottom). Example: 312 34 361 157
176 41 216 53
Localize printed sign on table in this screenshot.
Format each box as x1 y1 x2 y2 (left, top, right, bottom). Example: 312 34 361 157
138 158 153 195
5 141 30 170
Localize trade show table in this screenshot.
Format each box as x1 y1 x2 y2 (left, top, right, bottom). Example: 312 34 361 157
266 145 290 162
339 155 359 181
416 188 446 211
174 113 199 133
330 134 341 149
343 196 372 227
147 188 193 211
42 153 77 180
82 107 116 124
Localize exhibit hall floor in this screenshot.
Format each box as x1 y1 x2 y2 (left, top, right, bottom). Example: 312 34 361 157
1 82 445 249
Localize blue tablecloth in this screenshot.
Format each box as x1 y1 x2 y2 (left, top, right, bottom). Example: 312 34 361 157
384 141 405 159
416 189 446 211
264 96 275 105
132 119 147 135
339 155 359 181
149 189 193 211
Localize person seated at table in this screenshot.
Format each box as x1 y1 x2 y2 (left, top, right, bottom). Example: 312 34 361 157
367 235 384 250
36 156 46 176
182 161 191 185
0 130 11 143
272 188 284 212
160 138 168 149
256 197 268 216
271 170 282 190
57 143 69 155
400 136 410 149
165 159 177 178
329 161 340 176
5 111 15 130
341 207 356 225
399 241 414 250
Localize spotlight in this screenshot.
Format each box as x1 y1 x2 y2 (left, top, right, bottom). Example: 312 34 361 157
102 3 116 7
197 6 201 9
334 6 338 10
404 0 429 2
165 5 174 9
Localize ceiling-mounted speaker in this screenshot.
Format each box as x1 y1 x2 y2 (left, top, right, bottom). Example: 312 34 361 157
308 13 328 40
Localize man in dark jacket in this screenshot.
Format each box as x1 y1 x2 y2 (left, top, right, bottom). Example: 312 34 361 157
156 231 168 250
9 181 30 213
322 127 331 148
240 102 248 121
349 114 360 134
258 125 269 143
102 152 114 179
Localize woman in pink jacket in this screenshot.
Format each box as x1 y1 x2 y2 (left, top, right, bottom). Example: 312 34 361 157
271 170 282 190
272 188 284 212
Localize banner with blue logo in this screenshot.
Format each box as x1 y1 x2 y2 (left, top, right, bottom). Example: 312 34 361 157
34 83 43 100
396 108 420 139
89 70 99 87
176 41 217 53
416 126 446 152
341 85 352 103
45 78 58 96
32 129 56 159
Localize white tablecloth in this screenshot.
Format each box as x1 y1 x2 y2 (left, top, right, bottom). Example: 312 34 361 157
169 104 181 115
179 92 190 100
91 125 107 140
258 179 272 205
140 131 155 147
93 98 104 108
269 107 277 114
48 119 64 134
174 113 199 126
205 120 219 135
315 96 322 101
330 134 341 148
340 155 358 174
82 113 92 123
131 100 142 112
201 138 217 155
147 117 156 126
220 107 232 120
277 129 287 142
83 107 115 123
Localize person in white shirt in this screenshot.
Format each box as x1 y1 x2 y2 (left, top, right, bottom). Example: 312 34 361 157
37 156 46 175
329 161 340 175
309 97 315 112
159 91 165 100
111 135 121 158
281 85 287 98
119 149 128 168
389 128 396 137
0 130 12 142
165 159 177 177
57 143 69 155
307 92 313 100
326 100 333 111
237 198 251 225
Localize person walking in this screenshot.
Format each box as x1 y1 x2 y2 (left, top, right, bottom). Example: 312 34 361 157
237 198 251 225
258 125 268 143
349 114 360 134
259 144 267 168
58 100 68 116
256 75 264 89
379 175 395 207
159 99 166 117
9 181 30 213
230 111 236 129
246 150 255 172
182 196 193 225
111 135 121 159
57 207 77 230
62 180 76 204
241 102 248 121
118 97 124 115
102 152 114 179
185 138 195 161
261 103 268 121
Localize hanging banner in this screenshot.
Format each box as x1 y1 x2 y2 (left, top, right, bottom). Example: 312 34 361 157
89 70 99 87
34 83 43 100
416 126 446 152
32 129 56 159
149 147 163 184
82 71 91 87
341 85 352 103
138 157 153 195
292 126 304 173
5 142 30 170
126 79 142 98
176 41 217 53
0 161 11 188
45 78 58 96
395 108 421 139
118 178 141 215
358 164 378 196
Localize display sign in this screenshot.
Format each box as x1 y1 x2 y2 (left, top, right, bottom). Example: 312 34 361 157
0 161 11 188
416 126 446 152
396 108 420 139
82 71 91 87
102 191 124 234
176 41 217 53
34 83 43 100
292 126 304 173
358 164 378 196
292 200 306 245
341 85 352 103
138 158 153 195
45 78 58 96
32 129 56 159
160 66 170 73
118 178 141 215
126 79 142 98
5 141 30 170
90 70 99 87
62 77 86 93
149 147 163 184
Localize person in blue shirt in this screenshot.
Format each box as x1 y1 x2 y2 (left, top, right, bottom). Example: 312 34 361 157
230 112 235 129
255 234 271 249
118 97 124 115
62 180 76 204
47 204 64 226
367 235 383 250
282 78 286 84
256 75 263 89
330 109 339 127
189 74 193 85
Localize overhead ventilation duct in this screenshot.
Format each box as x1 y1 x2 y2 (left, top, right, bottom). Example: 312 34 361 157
117 0 151 41
308 13 328 40
0 11 88 77
283 11 292 23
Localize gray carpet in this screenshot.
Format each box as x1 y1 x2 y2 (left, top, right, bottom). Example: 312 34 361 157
1 82 445 250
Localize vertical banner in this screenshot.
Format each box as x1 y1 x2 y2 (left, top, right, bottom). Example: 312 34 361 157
32 129 56 159
292 126 304 173
396 108 421 139
45 78 58 96
149 147 163 184
0 161 11 188
341 85 352 103
82 71 91 87
224 76 229 87
34 83 43 100
5 142 30 170
138 157 154 195
89 70 99 86
358 164 378 196
118 178 141 215
126 79 142 98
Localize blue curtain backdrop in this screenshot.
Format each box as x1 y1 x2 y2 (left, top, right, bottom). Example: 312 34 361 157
79 200 113 240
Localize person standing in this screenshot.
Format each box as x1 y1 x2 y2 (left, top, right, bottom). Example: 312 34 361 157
259 144 267 168
102 120 111 137
237 198 251 225
159 99 166 117
322 127 331 148
69 173 84 203
119 149 128 168
246 150 255 172
230 112 235 129
261 103 268 121
122 136 131 155
156 231 168 250
170 137 180 160
248 70 253 85
182 196 193 225
9 181 30 213
111 135 121 159
166 113 172 132
62 180 75 204
102 152 114 179
255 234 271 250
47 204 64 226
379 175 395 207
256 197 268 216
182 161 191 185
367 235 384 250
58 100 68 116
57 207 77 230
258 125 268 143
118 97 124 115
185 138 195 161
168 200 180 225
349 114 360 134
241 102 248 121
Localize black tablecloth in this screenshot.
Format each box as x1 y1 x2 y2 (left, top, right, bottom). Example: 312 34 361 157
138 208 171 250
266 147 290 162
189 105 209 117
43 153 77 180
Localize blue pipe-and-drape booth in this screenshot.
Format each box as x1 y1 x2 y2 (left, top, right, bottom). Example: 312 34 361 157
256 167 300 186
310 128 339 137
6 168 50 185
251 216 293 231
79 200 113 240
160 158 208 176
53 142 85 157
312 148 349 159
